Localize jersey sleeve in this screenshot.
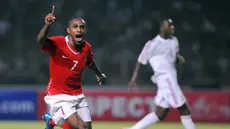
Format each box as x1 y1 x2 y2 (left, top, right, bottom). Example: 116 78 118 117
137 40 155 65
86 48 95 66
41 36 63 54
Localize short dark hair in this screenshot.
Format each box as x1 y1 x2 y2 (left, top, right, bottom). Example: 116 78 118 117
159 18 173 28
159 18 173 27
68 17 86 27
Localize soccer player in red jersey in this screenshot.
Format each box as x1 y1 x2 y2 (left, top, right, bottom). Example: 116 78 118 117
37 6 106 129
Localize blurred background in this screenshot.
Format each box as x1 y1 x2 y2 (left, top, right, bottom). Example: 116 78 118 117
0 0 229 128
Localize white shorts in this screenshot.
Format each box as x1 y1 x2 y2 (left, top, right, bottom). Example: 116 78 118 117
153 74 186 108
44 94 91 126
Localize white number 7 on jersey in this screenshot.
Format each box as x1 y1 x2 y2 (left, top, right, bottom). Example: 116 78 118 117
71 60 78 70
62 55 78 70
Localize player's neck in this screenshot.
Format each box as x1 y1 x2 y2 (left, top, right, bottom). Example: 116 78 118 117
69 40 84 52
159 33 171 39
68 36 84 51
73 42 83 51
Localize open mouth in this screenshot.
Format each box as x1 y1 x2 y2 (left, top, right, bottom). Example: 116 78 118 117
75 35 83 42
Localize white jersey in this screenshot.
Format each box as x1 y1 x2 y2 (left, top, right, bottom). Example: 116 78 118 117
137 35 186 109
138 35 179 77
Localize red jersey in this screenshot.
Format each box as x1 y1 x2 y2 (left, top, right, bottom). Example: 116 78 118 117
41 36 94 96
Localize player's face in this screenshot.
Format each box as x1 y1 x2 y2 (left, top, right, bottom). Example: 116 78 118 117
163 22 174 36
67 19 86 43
169 24 175 35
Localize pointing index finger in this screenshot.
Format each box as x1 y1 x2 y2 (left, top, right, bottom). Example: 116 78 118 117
51 6 55 15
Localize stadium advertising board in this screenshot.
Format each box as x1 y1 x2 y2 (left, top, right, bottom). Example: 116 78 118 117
166 91 230 122
37 91 47 120
38 90 230 122
0 90 37 120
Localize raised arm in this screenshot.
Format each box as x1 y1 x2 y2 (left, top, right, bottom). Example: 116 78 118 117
37 6 56 45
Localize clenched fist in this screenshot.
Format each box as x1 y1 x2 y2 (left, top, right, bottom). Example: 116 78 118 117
45 6 56 25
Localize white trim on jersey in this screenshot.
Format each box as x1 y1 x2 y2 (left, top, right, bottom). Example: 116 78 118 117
47 79 52 95
137 40 155 65
65 36 80 55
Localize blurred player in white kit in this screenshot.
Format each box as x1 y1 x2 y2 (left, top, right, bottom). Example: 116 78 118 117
126 19 196 129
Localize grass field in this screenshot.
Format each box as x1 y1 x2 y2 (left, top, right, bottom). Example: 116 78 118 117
0 121 229 129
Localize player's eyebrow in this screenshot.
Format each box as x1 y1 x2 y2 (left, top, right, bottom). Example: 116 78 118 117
73 24 85 28
80 25 85 28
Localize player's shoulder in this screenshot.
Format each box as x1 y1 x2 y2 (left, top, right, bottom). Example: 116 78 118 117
142 36 159 49
83 40 92 48
172 36 178 42
49 36 65 40
150 35 161 44
48 36 66 43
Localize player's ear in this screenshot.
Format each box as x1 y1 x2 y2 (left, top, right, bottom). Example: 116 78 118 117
66 28 70 34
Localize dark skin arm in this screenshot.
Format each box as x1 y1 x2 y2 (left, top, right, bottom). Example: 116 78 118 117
129 55 183 91
175 40 185 64
37 24 51 44
37 6 56 45
88 60 102 76
88 60 106 86
128 40 152 91
176 53 185 64
128 62 142 91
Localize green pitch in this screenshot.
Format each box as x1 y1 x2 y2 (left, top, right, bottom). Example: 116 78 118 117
0 121 229 129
